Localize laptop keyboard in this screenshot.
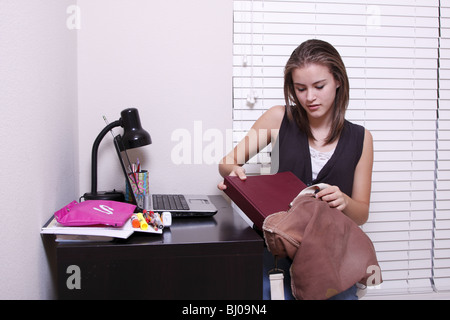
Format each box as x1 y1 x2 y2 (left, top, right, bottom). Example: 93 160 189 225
152 194 190 211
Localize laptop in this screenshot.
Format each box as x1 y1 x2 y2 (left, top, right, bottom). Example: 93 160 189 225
113 135 217 217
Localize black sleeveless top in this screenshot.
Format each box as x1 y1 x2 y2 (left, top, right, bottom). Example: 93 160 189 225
273 109 365 197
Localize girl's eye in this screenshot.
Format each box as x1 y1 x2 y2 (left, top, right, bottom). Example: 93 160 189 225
296 85 324 92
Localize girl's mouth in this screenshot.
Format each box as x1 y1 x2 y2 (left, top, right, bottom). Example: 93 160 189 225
307 104 320 111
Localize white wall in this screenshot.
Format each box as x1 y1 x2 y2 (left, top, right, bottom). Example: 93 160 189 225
0 1 78 299
0 0 232 299
77 0 233 197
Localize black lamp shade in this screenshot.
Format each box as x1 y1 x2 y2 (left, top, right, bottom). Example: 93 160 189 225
82 107 151 201
120 108 152 150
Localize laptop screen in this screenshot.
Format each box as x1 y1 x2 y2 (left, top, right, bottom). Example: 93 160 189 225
113 135 217 217
113 135 145 210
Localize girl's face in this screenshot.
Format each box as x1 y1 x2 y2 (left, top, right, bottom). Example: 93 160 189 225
292 63 340 124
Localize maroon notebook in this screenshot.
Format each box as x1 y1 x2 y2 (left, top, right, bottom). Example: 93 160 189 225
224 171 307 230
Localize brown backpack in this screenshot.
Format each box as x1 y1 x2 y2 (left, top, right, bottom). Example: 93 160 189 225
263 193 382 300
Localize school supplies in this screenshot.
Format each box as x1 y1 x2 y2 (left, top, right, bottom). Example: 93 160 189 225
54 200 136 227
42 207 172 240
131 210 171 231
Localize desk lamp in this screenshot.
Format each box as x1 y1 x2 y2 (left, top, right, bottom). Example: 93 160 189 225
82 108 151 201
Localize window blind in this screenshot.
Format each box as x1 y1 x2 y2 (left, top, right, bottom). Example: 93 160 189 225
233 0 444 296
434 1 450 292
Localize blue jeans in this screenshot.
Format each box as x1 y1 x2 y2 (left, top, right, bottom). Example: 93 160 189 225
263 248 358 300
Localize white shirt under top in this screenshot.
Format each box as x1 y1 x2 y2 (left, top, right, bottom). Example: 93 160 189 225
309 146 335 180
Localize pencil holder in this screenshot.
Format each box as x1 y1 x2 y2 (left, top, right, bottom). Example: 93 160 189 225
125 170 149 207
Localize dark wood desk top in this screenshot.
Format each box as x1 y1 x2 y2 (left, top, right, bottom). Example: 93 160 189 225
55 195 263 248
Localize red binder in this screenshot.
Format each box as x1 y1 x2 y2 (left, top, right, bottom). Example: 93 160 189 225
224 171 307 230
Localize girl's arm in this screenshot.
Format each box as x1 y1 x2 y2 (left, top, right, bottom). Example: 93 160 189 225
218 105 285 189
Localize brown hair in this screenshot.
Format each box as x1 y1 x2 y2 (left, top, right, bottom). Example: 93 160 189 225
283 39 349 144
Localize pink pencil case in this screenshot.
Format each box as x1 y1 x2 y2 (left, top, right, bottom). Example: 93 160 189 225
54 200 136 227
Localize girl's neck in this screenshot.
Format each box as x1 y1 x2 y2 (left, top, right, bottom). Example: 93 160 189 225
309 115 332 137
308 115 336 150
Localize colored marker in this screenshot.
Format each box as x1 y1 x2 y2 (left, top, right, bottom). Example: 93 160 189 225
137 212 148 230
131 214 140 228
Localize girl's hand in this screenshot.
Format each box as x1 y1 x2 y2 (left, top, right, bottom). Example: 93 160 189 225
315 185 349 212
217 166 247 190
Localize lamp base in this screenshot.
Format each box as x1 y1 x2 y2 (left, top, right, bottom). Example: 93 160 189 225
82 190 125 202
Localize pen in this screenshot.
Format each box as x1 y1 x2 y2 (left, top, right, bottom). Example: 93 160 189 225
102 115 116 138
152 212 164 229
143 210 161 230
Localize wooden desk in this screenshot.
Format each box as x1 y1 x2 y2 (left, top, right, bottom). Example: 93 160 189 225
45 195 263 299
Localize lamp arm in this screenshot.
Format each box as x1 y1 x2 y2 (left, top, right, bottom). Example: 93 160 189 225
90 120 121 194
